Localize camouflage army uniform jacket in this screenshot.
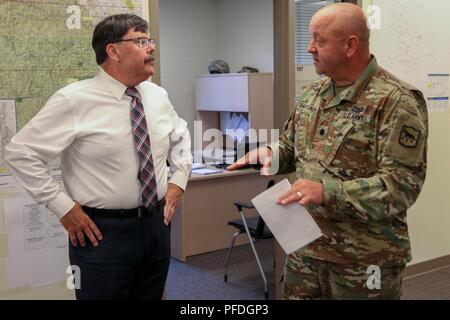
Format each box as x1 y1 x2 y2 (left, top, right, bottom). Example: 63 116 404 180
275 56 428 267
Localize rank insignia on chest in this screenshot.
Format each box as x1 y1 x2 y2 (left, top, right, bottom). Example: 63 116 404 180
340 105 367 121
399 125 421 148
351 105 365 113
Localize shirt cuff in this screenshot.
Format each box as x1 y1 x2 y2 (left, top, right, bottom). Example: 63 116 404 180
322 178 344 209
47 192 75 220
168 171 189 191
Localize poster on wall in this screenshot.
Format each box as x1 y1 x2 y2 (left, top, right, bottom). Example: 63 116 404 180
425 73 449 113
370 0 450 114
0 0 146 294
2 190 69 289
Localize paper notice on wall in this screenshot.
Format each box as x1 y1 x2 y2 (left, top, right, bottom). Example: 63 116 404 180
0 173 20 191
427 97 448 113
425 73 449 113
0 100 17 171
3 190 69 288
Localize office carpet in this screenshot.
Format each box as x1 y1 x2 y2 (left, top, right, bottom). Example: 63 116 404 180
166 239 275 300
402 266 450 300
166 238 450 300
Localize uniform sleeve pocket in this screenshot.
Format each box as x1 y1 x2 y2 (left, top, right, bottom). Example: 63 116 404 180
322 122 354 166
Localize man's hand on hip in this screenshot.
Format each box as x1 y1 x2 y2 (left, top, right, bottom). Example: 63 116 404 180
227 147 272 175
164 183 184 225
277 179 324 206
60 202 103 247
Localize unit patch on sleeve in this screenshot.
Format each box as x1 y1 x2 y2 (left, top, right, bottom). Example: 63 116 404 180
399 125 421 148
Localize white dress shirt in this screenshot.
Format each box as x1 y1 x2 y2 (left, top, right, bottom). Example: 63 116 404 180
6 68 192 219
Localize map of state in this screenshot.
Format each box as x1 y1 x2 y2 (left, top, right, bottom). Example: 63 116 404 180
0 0 144 169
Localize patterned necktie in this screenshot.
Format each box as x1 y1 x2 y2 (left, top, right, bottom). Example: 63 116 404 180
126 87 158 209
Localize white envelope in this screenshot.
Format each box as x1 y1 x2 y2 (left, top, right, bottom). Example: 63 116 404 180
251 179 322 254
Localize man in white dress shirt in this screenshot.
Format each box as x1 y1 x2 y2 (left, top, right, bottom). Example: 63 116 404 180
5 14 192 299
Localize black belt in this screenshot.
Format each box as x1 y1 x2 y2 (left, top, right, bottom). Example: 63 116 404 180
82 199 164 219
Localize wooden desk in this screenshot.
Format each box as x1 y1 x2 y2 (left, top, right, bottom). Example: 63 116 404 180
171 168 276 261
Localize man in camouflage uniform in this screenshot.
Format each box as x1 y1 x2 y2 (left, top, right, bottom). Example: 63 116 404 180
228 3 428 299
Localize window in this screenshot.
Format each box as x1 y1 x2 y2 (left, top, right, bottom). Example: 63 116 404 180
295 0 340 65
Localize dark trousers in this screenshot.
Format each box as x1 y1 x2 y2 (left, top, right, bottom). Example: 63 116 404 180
68 204 170 300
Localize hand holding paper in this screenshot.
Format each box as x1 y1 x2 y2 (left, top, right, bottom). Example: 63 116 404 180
277 178 325 206
251 179 322 255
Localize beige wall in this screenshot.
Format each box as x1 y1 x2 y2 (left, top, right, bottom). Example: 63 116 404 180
217 0 274 73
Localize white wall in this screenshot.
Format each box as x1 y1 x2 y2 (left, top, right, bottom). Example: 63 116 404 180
365 0 450 265
159 0 274 141
159 0 218 139
217 0 274 73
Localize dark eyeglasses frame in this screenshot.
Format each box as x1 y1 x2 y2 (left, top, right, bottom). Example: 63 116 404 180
112 37 156 48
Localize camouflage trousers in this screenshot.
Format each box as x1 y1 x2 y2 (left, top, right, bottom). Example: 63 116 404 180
281 255 405 300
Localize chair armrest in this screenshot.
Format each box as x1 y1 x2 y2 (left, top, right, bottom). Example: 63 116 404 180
233 202 255 210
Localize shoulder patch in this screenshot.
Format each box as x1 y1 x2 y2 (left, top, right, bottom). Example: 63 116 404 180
399 125 421 148
387 109 426 166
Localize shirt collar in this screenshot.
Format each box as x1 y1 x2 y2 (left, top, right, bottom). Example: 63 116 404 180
319 55 379 109
96 67 144 101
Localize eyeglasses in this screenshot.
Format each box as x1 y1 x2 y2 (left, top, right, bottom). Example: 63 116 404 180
112 37 156 48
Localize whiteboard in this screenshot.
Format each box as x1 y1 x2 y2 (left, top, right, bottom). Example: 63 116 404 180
371 0 449 112
370 0 450 264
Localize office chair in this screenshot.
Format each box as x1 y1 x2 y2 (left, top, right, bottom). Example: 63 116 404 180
223 179 275 300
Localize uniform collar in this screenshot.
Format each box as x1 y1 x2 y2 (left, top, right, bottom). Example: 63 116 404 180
96 67 144 101
319 55 379 109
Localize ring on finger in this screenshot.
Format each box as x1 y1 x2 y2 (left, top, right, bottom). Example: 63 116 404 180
296 191 303 199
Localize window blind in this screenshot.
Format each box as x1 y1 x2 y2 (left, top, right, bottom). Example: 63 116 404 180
295 0 340 65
